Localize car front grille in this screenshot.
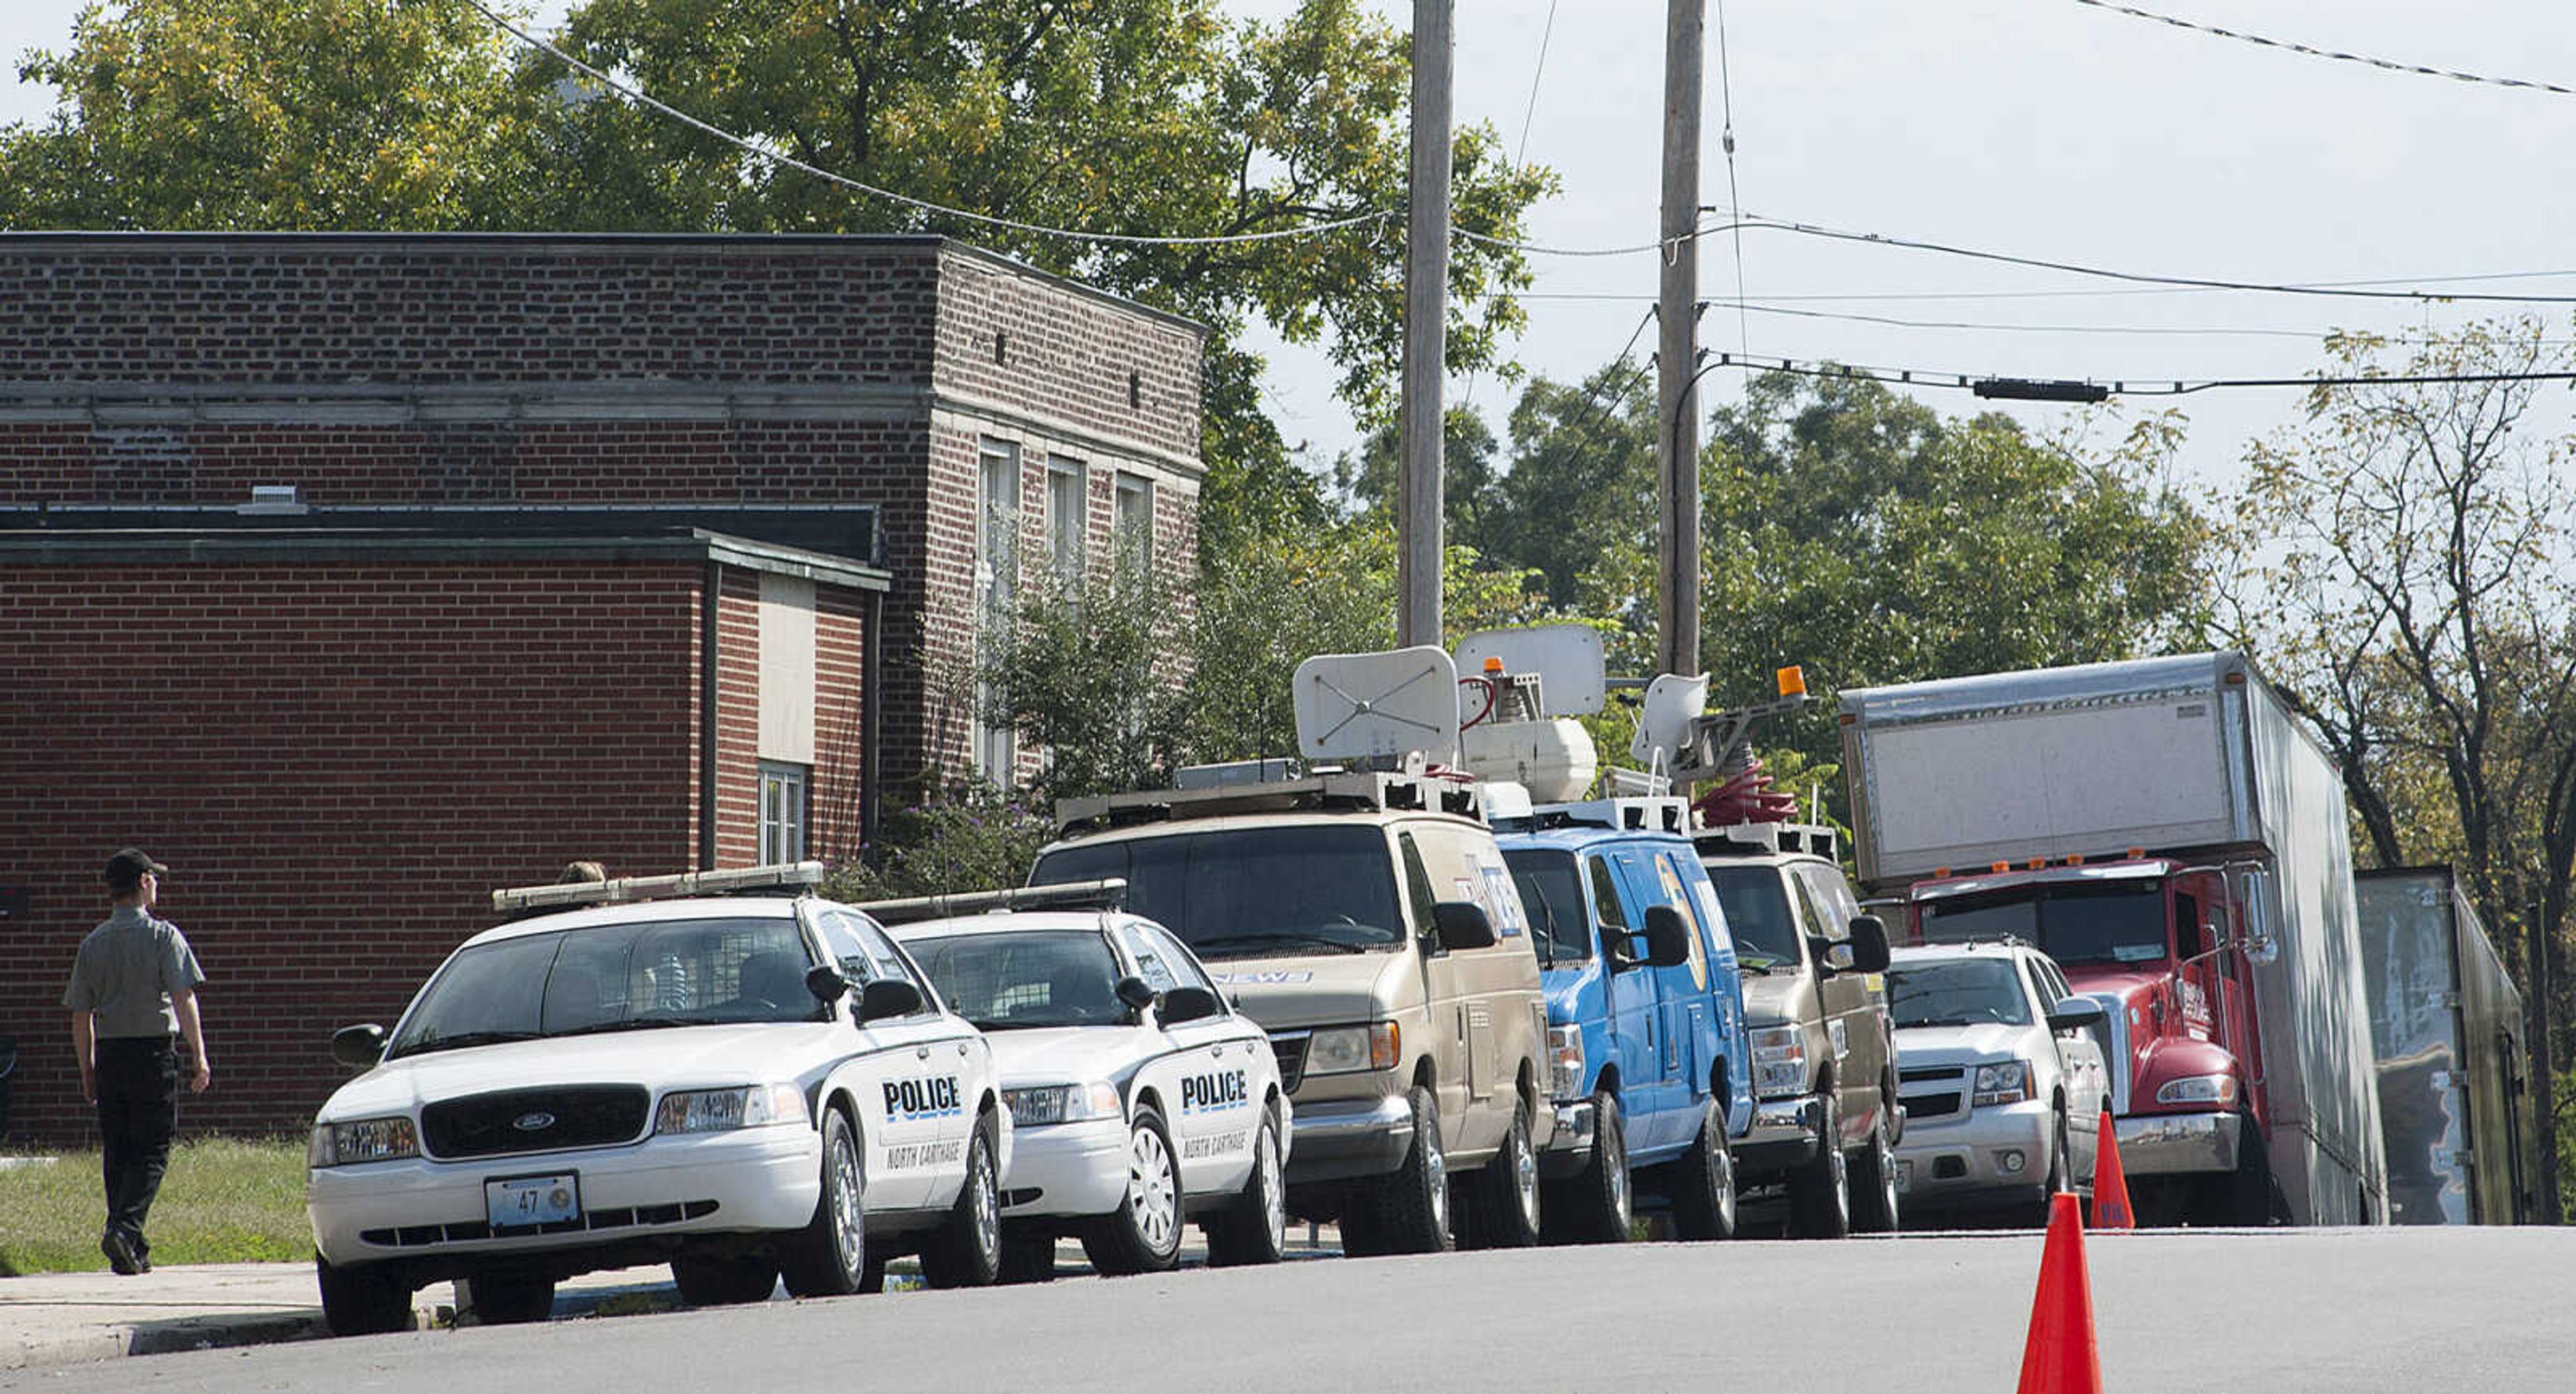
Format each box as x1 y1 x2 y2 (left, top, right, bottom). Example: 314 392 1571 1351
361 1199 719 1249
1904 1091 1962 1120
1899 1065 1966 1083
419 1086 651 1161
1269 1032 1309 1093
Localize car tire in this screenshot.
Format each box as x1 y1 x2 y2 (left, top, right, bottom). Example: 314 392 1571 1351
777 1106 868 1297
1788 1088 1852 1239
1670 1107 1738 1242
458 1267 554 1325
672 1254 777 1305
2035 1108 2071 1226
1851 1102 1901 1234
316 1256 413 1336
998 1230 1057 1285
1206 1108 1289 1267
920 1110 1003 1288
1083 1106 1185 1276
1543 1091 1631 1245
1461 1097 1542 1250
1365 1085 1452 1254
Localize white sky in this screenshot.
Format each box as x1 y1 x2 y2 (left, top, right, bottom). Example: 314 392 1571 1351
8 1 2576 496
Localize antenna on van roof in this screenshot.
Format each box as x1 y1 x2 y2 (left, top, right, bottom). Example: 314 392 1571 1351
1293 646 1464 768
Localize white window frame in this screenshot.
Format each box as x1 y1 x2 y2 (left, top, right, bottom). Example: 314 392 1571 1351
1046 457 1087 580
757 761 809 865
975 440 1022 780
1113 471 1154 580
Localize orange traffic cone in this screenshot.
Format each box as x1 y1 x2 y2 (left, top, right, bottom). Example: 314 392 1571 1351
2090 1108 2133 1231
2016 1192 2102 1394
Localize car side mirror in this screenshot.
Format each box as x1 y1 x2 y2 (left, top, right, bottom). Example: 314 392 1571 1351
330 1023 386 1069
858 978 924 1022
1809 934 1855 973
1640 905 1692 969
2243 933 2281 967
1844 914 1892 975
1434 901 1498 951
1159 985 1221 1026
1115 975 1159 1013
806 965 850 1004
2047 996 2108 1032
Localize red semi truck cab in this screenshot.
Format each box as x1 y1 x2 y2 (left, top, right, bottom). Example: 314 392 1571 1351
1898 857 2286 1224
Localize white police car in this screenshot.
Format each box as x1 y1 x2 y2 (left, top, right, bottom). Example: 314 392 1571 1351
883 892 1289 1278
304 865 1010 1335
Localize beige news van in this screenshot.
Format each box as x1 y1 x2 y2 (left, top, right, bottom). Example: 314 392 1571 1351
1032 765 1554 1254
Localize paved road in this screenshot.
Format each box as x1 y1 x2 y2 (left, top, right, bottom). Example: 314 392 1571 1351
16 1226 2576 1393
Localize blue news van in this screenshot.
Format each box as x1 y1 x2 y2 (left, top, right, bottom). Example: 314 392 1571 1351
1497 795 1756 1242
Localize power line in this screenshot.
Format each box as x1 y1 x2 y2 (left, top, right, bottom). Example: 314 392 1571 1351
1509 292 2576 344
1513 1 1559 171
1711 0 1750 362
1731 215 2576 305
462 0 1393 249
1713 351 2576 399
2072 0 2576 99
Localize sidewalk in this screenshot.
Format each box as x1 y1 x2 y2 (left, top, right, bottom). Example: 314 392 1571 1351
0 1261 682 1371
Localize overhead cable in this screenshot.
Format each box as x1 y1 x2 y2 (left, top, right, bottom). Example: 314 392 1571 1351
1712 352 2576 398
2071 0 2576 99
461 0 1393 249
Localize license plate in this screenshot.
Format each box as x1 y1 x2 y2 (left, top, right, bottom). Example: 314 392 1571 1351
1894 1159 1913 1193
486 1173 581 1229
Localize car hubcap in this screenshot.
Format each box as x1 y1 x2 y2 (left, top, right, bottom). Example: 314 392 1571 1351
1424 1118 1448 1231
972 1145 998 1267
1715 1145 1737 1231
1513 1122 1540 1231
830 1133 863 1273
1130 1127 1179 1253
1607 1132 1631 1230
1259 1126 1285 1243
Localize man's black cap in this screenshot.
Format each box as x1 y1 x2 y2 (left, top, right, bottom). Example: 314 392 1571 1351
103 848 170 888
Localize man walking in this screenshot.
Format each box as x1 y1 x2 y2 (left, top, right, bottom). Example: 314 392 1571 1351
63 848 210 1275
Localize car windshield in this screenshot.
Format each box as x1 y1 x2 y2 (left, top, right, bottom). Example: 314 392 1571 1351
1918 881 2169 967
906 930 1130 1030
1888 957 2033 1028
386 914 819 1059
1702 864 1801 969
1030 825 1404 960
1503 849 1592 965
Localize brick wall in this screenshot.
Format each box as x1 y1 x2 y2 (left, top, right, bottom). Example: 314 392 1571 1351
0 561 705 1141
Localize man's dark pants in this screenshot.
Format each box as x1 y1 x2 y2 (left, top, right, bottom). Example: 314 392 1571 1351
94 1036 178 1255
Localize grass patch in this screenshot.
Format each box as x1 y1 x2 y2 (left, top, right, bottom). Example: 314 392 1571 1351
0 1136 312 1275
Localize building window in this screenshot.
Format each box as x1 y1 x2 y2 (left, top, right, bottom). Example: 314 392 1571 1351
1114 472 1154 580
759 762 809 865
975 440 1020 780
1046 458 1085 580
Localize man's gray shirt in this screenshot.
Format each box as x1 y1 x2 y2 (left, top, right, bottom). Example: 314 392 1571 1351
64 906 207 1040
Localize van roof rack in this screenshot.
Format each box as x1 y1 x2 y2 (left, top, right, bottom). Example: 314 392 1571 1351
1055 767 1488 834
1690 820 1840 861
1506 795 1692 836
491 861 826 914
849 878 1130 926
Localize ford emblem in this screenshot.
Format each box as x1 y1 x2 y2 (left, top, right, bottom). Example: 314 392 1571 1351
512 1112 557 1132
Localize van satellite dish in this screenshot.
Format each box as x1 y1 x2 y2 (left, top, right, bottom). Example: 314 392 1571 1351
1293 647 1463 767
1631 672 1711 769
1454 624 1607 717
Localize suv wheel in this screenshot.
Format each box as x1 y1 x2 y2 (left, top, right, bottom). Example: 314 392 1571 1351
1544 1091 1630 1244
777 1106 867 1297
317 1256 413 1336
1671 1106 1738 1241
2036 1107 2071 1226
1366 1084 1452 1254
1788 1089 1852 1239
1208 1108 1289 1267
1464 1098 1542 1249
1850 1102 1901 1234
1083 1106 1185 1275
922 1110 1003 1287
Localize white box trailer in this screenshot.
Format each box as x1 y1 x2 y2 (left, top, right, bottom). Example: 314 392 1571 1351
2356 866 2536 1224
1840 652 2388 1225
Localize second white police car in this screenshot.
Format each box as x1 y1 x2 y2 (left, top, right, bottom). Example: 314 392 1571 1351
877 883 1290 1278
304 865 1010 1335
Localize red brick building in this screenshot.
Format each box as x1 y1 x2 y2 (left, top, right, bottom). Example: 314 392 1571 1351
0 233 1203 1143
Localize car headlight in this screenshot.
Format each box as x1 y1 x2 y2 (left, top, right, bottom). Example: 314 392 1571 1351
1972 1061 2032 1108
1750 1025 1809 1100
655 1083 809 1136
2154 1073 2241 1107
309 1115 419 1167
1002 1082 1122 1126
1305 1022 1401 1076
1547 1024 1585 1101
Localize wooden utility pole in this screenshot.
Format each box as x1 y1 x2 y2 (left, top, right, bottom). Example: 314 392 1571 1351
1656 0 1703 680
1398 0 1453 649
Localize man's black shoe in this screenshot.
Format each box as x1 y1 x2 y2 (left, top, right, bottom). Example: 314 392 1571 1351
101 1230 142 1276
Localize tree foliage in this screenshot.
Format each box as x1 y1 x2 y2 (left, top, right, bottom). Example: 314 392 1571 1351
2216 319 2576 1219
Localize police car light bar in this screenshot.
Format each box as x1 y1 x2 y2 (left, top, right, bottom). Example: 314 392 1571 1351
849 878 1130 926
491 861 828 913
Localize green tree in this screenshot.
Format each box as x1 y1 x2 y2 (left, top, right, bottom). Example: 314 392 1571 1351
979 563 1190 805
2216 320 2576 1221
0 0 537 229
